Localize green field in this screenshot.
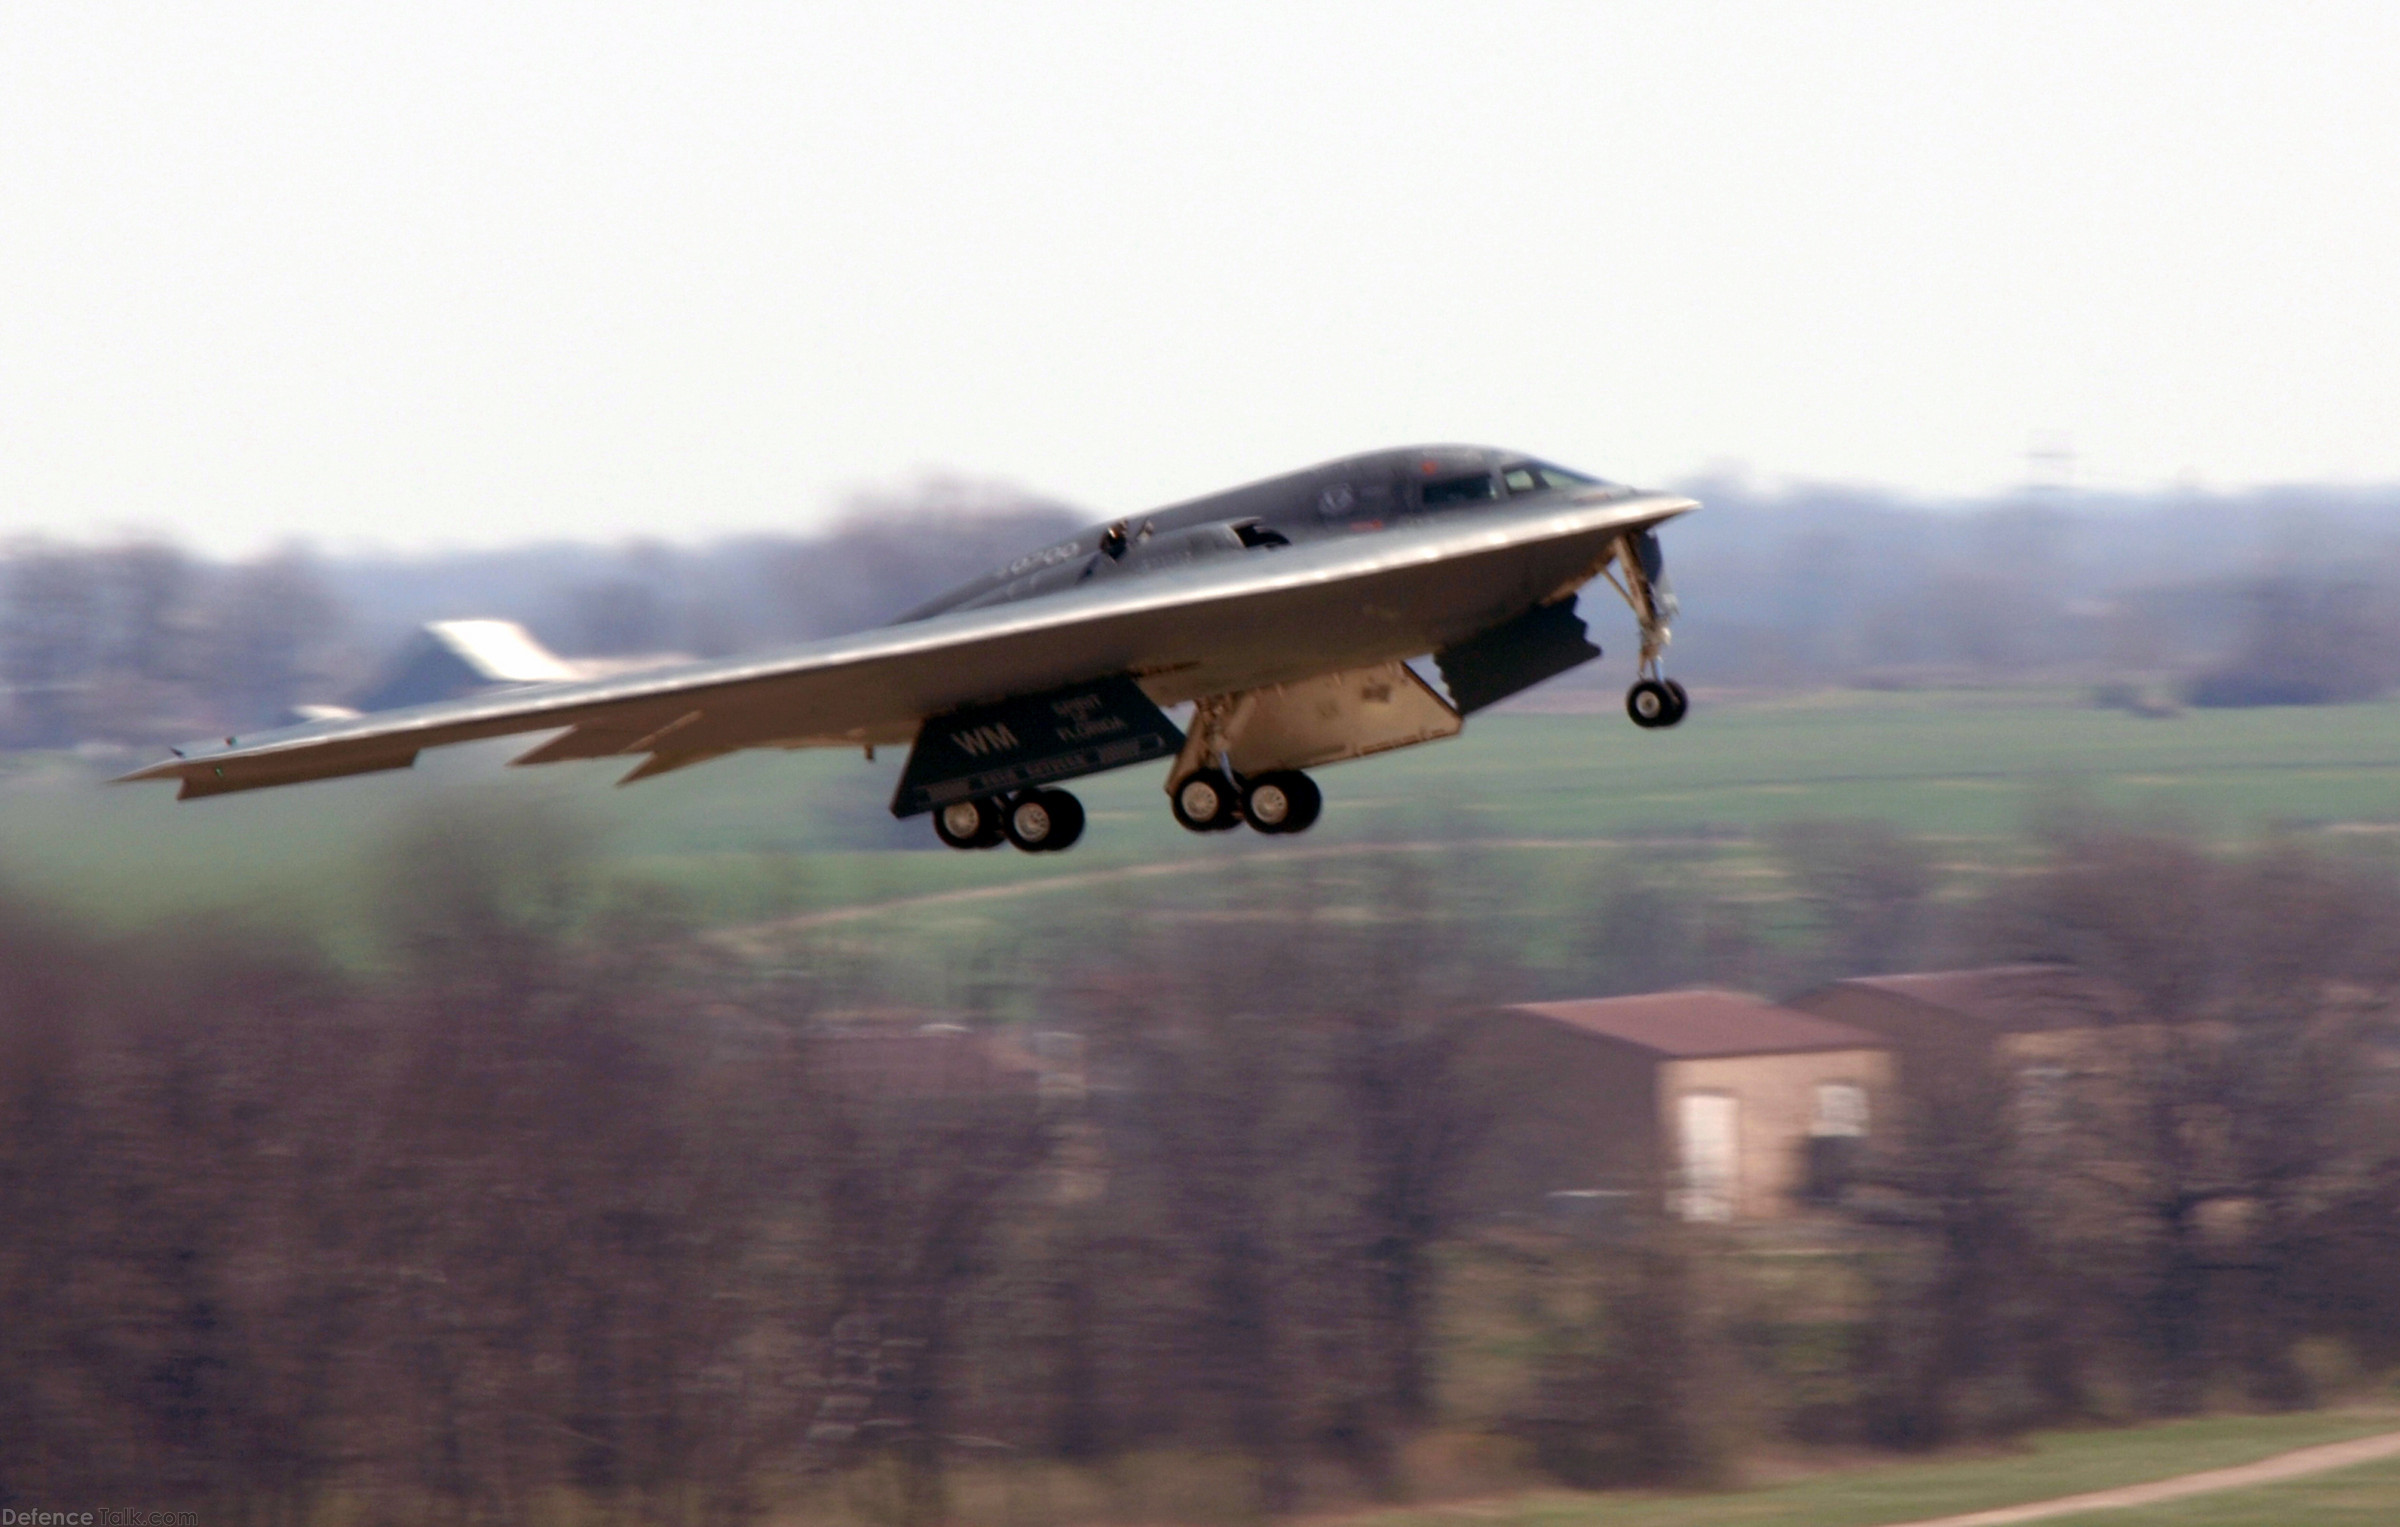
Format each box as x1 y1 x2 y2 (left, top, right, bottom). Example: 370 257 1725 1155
7 687 2400 950
1342 1411 2400 1527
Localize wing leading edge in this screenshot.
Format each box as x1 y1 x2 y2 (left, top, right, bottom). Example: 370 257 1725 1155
119 491 1694 800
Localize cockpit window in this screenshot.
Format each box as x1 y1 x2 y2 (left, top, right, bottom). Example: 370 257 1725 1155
1421 472 1498 507
1503 461 1605 493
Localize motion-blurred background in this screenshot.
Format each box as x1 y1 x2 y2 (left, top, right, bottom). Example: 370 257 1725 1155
6 5 2400 1525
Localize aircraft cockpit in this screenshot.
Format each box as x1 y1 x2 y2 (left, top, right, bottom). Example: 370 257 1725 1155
1420 458 1608 508
1500 460 1607 495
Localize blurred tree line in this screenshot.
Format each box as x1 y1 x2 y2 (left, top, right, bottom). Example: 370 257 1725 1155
1666 478 2400 698
11 476 2400 748
0 478 1082 747
3 810 2397 1522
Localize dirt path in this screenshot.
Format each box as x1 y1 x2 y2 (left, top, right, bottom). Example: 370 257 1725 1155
1886 1426 2400 1525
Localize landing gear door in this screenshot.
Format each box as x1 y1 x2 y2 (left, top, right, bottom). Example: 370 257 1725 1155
892 675 1185 818
1172 661 1462 784
1433 598 1602 716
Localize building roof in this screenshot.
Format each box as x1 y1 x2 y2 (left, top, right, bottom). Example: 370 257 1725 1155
1506 989 1884 1059
1828 965 2127 1031
422 620 584 684
350 619 584 713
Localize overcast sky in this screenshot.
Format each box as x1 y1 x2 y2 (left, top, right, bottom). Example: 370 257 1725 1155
3 2 2396 553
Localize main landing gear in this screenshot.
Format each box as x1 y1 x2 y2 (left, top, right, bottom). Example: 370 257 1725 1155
1170 767 1322 836
932 789 1086 853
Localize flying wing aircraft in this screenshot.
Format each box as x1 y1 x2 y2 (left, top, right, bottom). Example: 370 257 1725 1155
120 446 1696 852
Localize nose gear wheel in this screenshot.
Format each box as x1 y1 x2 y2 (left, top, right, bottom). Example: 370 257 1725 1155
1626 678 1688 729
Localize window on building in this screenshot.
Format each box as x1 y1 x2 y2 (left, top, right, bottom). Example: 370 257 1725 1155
1812 1082 1868 1138
2017 1063 2069 1133
1802 1082 1869 1205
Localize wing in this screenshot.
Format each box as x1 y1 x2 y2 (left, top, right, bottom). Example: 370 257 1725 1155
120 491 1694 799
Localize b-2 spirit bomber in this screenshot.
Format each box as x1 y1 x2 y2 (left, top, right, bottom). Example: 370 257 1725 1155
124 447 1696 852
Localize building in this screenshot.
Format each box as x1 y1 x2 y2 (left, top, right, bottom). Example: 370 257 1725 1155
1786 965 2128 1087
1470 989 1893 1224
348 619 586 713
281 618 696 725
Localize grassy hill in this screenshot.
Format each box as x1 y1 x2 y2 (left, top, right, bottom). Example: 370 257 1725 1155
8 687 2399 952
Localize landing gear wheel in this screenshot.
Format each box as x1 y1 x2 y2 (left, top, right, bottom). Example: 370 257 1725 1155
1662 679 1689 725
1005 789 1084 853
1627 678 1687 729
1039 789 1085 851
933 796 1007 850
1171 768 1242 833
1243 771 1321 835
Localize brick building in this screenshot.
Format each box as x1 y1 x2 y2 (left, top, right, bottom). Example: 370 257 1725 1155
1786 965 2129 1087
1470 989 1893 1223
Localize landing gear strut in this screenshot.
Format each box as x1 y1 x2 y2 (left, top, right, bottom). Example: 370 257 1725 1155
1599 529 1688 730
933 789 1084 853
1165 690 1334 838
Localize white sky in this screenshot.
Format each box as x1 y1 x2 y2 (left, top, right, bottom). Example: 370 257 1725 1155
3 2 2396 553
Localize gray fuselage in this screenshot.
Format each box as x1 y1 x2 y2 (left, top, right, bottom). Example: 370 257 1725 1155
900 445 1637 622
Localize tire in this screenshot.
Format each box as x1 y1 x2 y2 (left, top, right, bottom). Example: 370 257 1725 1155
933 796 1003 850
1005 792 1058 852
1007 788 1084 852
1626 679 1675 729
1661 679 1689 726
1243 770 1321 835
1171 768 1240 832
1042 789 1085 851
1281 772 1322 833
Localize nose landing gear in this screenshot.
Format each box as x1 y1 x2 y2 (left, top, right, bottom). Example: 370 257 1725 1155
1597 526 1689 730
1626 677 1688 729
933 789 1085 852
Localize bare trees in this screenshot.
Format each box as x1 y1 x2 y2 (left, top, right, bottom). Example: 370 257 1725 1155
1964 827 2400 1416
1851 1035 2085 1446
1050 871 1501 1511
0 540 342 745
783 1029 1049 1525
1770 819 1938 980
1 544 104 746
5 811 2400 1519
